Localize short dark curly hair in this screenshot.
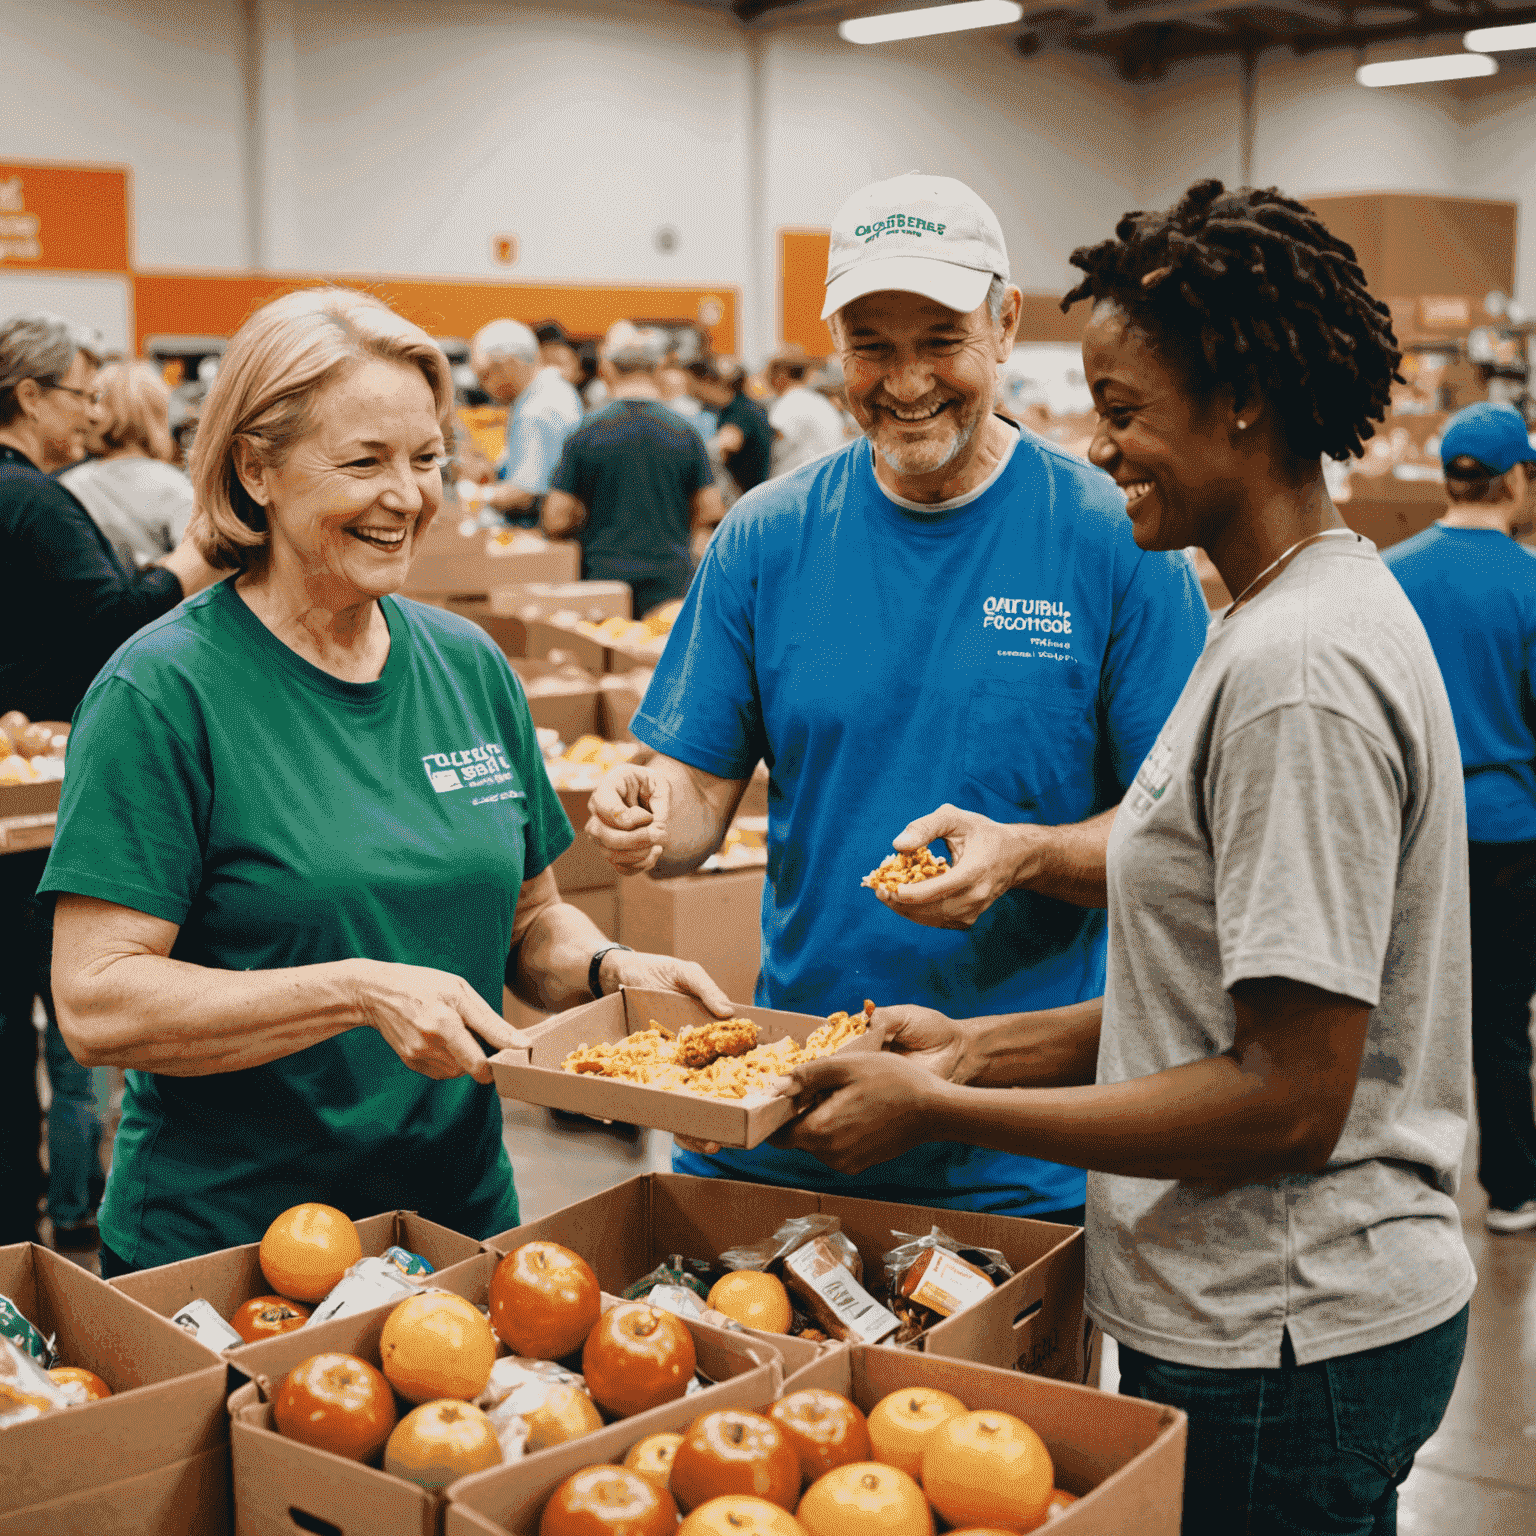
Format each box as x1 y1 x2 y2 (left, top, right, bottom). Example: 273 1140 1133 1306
1061 179 1403 462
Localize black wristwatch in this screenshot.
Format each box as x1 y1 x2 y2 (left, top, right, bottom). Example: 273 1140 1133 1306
589 944 633 999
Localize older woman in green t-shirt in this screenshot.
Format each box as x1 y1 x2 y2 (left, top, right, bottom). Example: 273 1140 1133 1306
41 289 731 1274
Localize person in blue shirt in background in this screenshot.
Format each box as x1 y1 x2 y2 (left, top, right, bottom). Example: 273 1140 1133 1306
1385 401 1536 1233
585 173 1208 1222
471 318 582 528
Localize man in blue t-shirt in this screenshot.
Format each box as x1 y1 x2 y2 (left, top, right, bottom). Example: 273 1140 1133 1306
1385 401 1536 1233
586 174 1207 1219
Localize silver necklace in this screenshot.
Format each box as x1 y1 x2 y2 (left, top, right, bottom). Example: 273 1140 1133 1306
1224 528 1359 619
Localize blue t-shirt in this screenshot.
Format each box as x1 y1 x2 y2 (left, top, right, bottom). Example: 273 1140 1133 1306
632 428 1208 1214
1385 522 1536 843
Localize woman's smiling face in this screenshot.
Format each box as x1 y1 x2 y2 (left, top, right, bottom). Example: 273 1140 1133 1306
1081 299 1247 552
238 358 446 606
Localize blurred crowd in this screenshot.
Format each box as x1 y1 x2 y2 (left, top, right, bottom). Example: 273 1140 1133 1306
5 302 1106 638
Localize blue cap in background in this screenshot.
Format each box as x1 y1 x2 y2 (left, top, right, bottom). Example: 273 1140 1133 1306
1440 402 1535 475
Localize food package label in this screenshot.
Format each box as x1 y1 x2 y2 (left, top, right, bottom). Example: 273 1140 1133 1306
783 1241 900 1344
900 1248 996 1319
306 1257 427 1326
171 1298 244 1353
0 1336 71 1427
379 1245 434 1277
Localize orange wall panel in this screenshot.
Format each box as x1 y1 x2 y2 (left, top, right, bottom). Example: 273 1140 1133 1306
0 160 130 272
780 229 833 356
132 271 738 353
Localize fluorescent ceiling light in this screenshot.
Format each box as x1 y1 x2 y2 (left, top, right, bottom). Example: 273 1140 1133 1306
840 2 1024 46
1465 22 1536 52
1356 53 1497 87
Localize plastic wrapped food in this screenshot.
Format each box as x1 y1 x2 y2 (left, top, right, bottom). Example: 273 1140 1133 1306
883 1226 1013 1342
306 1253 432 1326
0 1337 70 1428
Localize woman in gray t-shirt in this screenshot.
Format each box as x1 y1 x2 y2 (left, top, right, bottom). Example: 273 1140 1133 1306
769 182 1474 1536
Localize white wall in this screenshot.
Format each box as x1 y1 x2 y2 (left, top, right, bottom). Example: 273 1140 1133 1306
4 0 1536 353
0 0 250 269
1462 74 1536 316
286 0 751 287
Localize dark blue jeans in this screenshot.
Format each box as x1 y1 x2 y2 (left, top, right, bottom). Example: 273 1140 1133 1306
1468 840 1536 1211
1118 1306 1468 1535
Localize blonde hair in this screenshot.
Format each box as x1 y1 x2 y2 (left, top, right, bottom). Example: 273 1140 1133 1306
189 288 454 571
95 361 176 461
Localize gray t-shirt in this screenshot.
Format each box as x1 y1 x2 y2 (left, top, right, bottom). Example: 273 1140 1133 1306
59 456 194 570
1088 534 1476 1369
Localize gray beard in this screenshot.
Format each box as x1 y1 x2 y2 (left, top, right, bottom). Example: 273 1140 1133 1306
873 407 981 478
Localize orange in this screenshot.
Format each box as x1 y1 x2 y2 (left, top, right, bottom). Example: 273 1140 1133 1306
797 1463 933 1536
865 1388 967 1480
384 1399 502 1490
259 1203 362 1303
47 1366 112 1404
624 1431 684 1492
380 1290 497 1404
920 1411 1053 1533
707 1272 792 1334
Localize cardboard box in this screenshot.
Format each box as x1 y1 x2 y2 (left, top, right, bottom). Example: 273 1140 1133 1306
404 527 580 599
511 659 602 743
445 1345 1185 1536
112 1210 485 1368
488 989 881 1150
548 784 619 892
0 1242 232 1535
0 776 58 853
524 619 665 677
482 1173 1085 1381
598 671 650 743
619 868 765 1004
442 599 529 658
227 1253 785 1536
489 581 632 622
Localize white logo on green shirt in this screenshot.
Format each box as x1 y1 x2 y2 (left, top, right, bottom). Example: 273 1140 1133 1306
422 741 513 794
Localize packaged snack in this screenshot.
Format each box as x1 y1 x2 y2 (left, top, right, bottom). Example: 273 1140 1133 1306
306 1255 430 1326
882 1226 1013 1342
0 1337 70 1428
0 1293 52 1366
719 1214 863 1282
783 1237 900 1345
171 1298 244 1353
897 1248 996 1318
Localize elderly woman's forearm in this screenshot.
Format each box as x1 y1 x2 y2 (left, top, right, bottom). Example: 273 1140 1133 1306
55 952 363 1075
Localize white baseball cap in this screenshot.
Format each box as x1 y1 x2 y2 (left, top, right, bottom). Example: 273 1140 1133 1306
821 172 1010 321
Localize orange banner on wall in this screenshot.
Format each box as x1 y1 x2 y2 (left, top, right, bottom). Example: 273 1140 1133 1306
0 161 130 272
133 271 738 354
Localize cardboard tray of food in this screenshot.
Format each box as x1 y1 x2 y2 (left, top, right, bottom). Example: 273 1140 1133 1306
488 987 882 1149
485 1173 1086 1381
444 1343 1186 1536
111 1210 485 1367
227 1256 787 1536
0 1243 233 1536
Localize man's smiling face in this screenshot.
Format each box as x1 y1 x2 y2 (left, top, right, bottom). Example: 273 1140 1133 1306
835 289 1008 483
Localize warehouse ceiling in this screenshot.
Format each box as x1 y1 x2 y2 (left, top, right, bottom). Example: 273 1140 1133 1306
686 0 1536 82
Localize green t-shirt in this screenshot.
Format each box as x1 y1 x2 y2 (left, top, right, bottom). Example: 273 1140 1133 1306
40 578 573 1269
